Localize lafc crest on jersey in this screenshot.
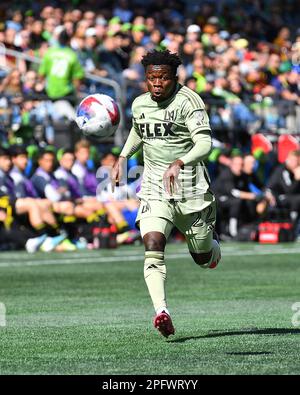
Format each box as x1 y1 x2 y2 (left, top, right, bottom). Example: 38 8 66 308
164 109 177 121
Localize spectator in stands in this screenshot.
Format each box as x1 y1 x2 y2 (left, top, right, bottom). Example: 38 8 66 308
3 27 27 73
265 150 300 224
22 70 45 95
213 155 259 238
0 68 22 98
96 35 124 83
243 153 272 216
29 20 45 50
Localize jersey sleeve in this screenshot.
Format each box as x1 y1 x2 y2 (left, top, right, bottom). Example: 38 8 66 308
178 131 212 166
177 96 212 165
183 96 211 139
120 103 143 158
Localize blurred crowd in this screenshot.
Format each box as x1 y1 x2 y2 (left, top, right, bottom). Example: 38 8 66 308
0 141 140 251
0 0 300 250
0 0 299 146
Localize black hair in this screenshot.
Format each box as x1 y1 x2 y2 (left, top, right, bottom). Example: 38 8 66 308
58 29 70 46
9 145 27 157
61 149 74 156
0 147 9 157
37 149 55 160
141 49 182 76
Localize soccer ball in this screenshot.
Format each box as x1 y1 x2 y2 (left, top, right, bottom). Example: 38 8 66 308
75 94 120 138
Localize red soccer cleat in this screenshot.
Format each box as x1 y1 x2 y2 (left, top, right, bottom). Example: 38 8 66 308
153 311 175 338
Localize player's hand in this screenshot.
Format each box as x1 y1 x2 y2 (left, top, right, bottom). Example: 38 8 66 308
111 156 126 192
265 190 276 207
163 159 183 196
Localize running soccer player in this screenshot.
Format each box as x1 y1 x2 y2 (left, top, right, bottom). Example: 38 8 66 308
112 50 221 338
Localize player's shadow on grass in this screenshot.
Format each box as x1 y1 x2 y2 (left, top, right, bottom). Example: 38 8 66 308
168 328 300 343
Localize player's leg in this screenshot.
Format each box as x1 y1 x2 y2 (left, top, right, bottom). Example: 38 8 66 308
15 198 45 229
52 201 75 216
104 202 129 233
140 217 173 313
73 203 95 218
139 216 175 337
177 201 221 269
36 199 59 231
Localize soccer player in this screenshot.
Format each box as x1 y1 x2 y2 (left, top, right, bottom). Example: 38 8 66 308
72 140 130 233
38 29 84 102
112 50 221 338
55 148 105 220
0 147 65 252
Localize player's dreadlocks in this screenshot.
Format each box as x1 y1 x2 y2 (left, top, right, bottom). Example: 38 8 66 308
141 49 182 76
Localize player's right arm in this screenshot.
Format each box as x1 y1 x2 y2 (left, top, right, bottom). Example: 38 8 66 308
111 117 142 192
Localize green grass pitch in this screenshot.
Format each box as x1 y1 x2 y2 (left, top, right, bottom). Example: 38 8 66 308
0 242 300 375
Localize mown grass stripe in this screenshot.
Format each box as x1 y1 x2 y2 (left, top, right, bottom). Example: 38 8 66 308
0 248 299 268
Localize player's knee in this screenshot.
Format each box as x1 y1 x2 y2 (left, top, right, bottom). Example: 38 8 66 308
143 232 166 252
61 202 74 216
190 250 212 265
39 199 52 210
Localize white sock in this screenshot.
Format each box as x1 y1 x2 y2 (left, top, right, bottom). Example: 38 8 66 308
144 251 167 313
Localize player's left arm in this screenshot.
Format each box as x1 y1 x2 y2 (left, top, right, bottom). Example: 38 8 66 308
163 101 212 194
112 115 142 192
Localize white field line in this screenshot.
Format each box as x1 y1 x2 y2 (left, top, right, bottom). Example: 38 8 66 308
0 248 300 268
0 244 298 260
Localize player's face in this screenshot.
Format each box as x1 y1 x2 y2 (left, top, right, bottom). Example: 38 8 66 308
39 153 55 173
13 154 28 172
286 153 299 171
146 65 177 102
230 156 243 176
243 155 255 174
0 155 11 173
60 153 75 171
76 148 89 164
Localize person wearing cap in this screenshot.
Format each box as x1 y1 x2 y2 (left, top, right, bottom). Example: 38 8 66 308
186 24 201 42
131 24 148 46
82 28 99 73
